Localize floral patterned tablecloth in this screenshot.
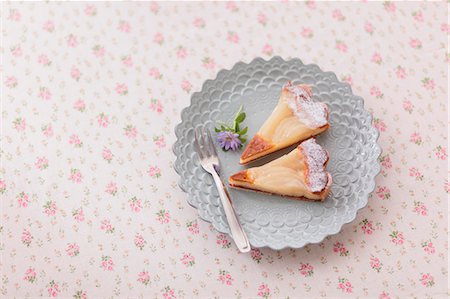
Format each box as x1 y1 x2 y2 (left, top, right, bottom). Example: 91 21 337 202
2 1 448 298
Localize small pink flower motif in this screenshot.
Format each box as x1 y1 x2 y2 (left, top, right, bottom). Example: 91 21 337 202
364 22 374 34
409 38 422 49
72 208 85 222
333 242 349 256
226 1 238 12
124 125 137 139
370 256 382 272
218 269 233 286
71 67 81 81
193 17 205 28
35 157 49 170
216 233 231 248
360 218 375 234
301 27 313 38
153 33 164 45
66 243 80 257
150 2 160 14
422 77 435 90
176 46 187 59
161 286 176 299
43 200 57 216
105 182 118 196
74 99 86 112
100 220 115 233
375 186 390 200
335 40 347 53
434 146 447 160
413 201 428 216
69 134 83 147
84 5 96 16
403 100 413 113
0 179 6 194
21 229 33 247
156 209 170 224
148 166 161 178
38 54 51 66
262 44 273 56
379 154 392 169
129 197 143 213
370 86 384 99
100 256 114 271
257 13 267 26
17 192 30 208
186 220 199 234
409 167 423 181
115 83 128 95
337 277 353 293
409 132 422 145
47 280 60 297
202 57 216 70
13 118 26 131
441 23 450 33
97 113 109 127
73 290 87 299
118 20 131 33
373 118 386 132
23 267 37 283
227 31 240 43
138 271 150 285
332 9 345 21
69 168 83 183
250 248 263 263
389 230 404 245
341 75 352 86
395 66 406 79
371 52 382 64
11 45 22 57
181 80 192 93
421 240 435 255
445 180 450 193
149 68 163 79
383 1 396 13
5 76 18 88
153 135 166 148
66 34 78 47
149 99 163 113
379 291 391 299
135 234 146 250
180 253 195 267
412 11 424 22
92 45 105 57
257 283 270 299
102 148 113 163
43 20 55 32
38 87 52 100
9 9 21 21
299 262 314 277
420 273 434 287
121 55 133 67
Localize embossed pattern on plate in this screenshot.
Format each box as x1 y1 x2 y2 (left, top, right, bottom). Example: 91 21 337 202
173 56 382 250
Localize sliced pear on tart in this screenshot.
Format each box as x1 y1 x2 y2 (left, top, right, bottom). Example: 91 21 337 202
240 81 329 164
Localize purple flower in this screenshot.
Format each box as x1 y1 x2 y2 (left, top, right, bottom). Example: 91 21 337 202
217 131 241 151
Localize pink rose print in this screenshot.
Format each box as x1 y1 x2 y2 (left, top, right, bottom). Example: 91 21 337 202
413 201 428 216
370 86 384 99
21 229 33 247
335 40 348 53
17 192 30 208
412 11 424 22
92 45 105 57
395 66 406 79
409 132 422 145
375 186 391 200
38 86 52 100
227 31 239 43
153 33 164 45
70 67 81 81
35 157 49 170
153 135 166 148
66 34 78 47
301 27 313 38
115 83 128 95
181 80 192 93
23 267 37 283
389 230 404 245
299 262 314 277
102 148 113 163
262 44 273 56
38 54 51 66
176 46 187 59
360 218 375 234
419 273 434 287
216 233 231 249
124 125 137 138
100 220 115 233
69 134 83 147
226 1 238 12
73 99 86 112
47 280 60 297
0 179 6 194
257 13 267 26
403 100 413 113
150 99 163 113
218 269 233 286
441 23 450 33
11 45 22 57
341 75 352 86
100 256 114 271
383 1 396 13
186 220 199 234
156 209 170 224
105 182 118 196
43 200 57 216
5 76 18 88
409 167 423 181
73 290 87 299
364 22 374 34
66 243 80 257
148 166 161 178
421 240 435 254
138 271 150 285
129 197 143 212
337 277 353 293
434 146 447 160
69 168 83 183
332 9 345 21
373 118 386 132
180 253 195 267
370 256 382 272
379 291 391 299
8 9 21 21
84 5 96 16
305 0 316 9
251 248 263 263
13 117 26 131
149 68 163 79
134 233 146 250
193 17 205 28
161 286 176 299
72 208 85 222
202 57 216 70
421 77 435 90
333 242 349 256
371 52 382 64
409 38 422 49
121 55 133 67
43 20 55 32
97 113 109 127
118 20 131 33
257 283 270 299
150 2 160 14
379 154 392 170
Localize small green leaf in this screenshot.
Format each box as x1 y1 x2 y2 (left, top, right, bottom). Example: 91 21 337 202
239 127 248 135
214 127 220 132
221 125 225 131
235 112 246 124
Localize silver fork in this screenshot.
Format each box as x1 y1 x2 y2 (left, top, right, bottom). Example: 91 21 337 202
194 127 251 253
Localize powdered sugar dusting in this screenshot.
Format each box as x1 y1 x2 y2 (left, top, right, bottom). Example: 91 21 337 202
284 81 328 128
299 138 328 192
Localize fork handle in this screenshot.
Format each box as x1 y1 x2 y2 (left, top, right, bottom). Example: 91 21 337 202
211 170 251 253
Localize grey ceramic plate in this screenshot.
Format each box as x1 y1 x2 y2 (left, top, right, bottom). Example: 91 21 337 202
173 56 381 250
